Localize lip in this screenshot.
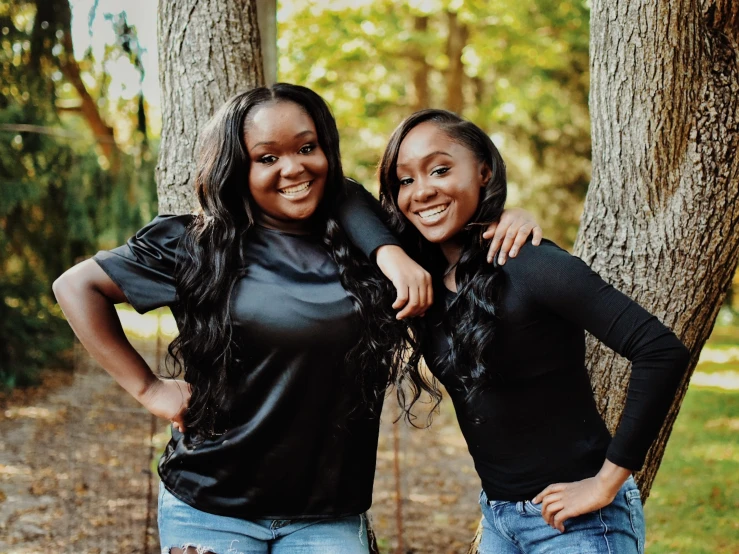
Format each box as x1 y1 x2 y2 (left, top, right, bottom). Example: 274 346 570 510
413 203 450 225
278 180 312 199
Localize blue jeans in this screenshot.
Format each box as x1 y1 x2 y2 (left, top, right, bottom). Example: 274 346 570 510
479 476 645 554
158 483 369 554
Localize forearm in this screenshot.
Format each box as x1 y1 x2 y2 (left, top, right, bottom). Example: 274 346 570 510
595 459 632 498
606 330 690 470
53 272 158 402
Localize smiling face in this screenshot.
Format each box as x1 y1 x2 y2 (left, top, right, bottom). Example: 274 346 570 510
244 101 328 228
396 122 490 247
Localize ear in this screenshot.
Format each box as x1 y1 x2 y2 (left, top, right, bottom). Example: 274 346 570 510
479 163 492 188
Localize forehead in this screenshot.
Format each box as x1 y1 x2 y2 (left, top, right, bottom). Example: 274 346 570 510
397 122 466 162
245 101 317 145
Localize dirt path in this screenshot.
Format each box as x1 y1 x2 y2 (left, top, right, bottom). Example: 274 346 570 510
0 340 481 554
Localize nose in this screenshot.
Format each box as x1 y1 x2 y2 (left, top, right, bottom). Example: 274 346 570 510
280 155 305 179
412 177 437 202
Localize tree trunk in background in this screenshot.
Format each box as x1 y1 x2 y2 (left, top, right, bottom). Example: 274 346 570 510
256 0 277 86
411 16 430 111
445 11 468 114
156 0 264 214
34 0 120 167
469 0 738 550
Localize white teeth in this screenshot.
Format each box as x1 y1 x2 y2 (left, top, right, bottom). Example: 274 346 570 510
280 182 311 195
418 205 449 218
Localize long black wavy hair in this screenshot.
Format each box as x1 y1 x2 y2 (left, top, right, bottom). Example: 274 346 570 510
168 83 429 439
379 109 508 405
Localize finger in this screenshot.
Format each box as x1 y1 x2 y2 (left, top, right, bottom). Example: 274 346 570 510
509 224 535 258
497 228 519 265
426 279 434 310
533 483 565 504
482 222 498 240
540 494 562 521
392 285 409 310
553 508 574 533
416 282 428 313
532 225 543 246
542 501 564 526
396 286 420 320
487 225 507 263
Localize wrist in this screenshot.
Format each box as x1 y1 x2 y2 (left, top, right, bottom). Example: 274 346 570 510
595 460 632 498
374 244 403 268
134 374 161 405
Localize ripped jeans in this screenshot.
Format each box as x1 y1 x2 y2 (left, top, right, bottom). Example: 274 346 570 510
158 483 369 554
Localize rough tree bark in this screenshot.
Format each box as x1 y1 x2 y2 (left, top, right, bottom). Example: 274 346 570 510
469 0 738 550
577 0 738 497
156 0 264 214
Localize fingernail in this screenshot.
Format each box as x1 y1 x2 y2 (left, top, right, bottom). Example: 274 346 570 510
487 256 493 263
498 254 506 264
510 247 518 257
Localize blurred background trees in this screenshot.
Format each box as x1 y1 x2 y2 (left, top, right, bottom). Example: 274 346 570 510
0 0 156 387
2 0 595 389
279 0 591 245
2 0 737 389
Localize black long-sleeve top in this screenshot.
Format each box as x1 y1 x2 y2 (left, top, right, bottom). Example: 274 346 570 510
421 240 689 501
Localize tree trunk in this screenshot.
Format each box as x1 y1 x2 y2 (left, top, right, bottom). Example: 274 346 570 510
411 15 430 111
469 0 738 550
156 0 264 214
579 0 739 498
445 11 468 115
34 0 120 167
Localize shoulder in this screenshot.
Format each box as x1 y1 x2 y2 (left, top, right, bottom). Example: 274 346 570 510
134 214 195 241
500 239 573 276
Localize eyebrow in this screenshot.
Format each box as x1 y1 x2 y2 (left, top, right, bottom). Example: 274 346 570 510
396 150 452 169
251 130 316 149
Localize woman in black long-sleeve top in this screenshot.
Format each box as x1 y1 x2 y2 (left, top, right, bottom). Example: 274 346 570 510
378 109 690 554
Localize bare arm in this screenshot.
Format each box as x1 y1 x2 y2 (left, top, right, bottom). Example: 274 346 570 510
53 260 189 429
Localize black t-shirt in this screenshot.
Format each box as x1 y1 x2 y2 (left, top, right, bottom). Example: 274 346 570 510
422 240 689 502
93 182 399 519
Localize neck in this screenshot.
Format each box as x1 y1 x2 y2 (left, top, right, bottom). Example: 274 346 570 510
440 237 463 267
255 210 318 235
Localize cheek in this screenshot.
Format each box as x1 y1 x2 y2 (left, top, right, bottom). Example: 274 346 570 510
247 166 270 197
309 153 329 180
397 188 412 217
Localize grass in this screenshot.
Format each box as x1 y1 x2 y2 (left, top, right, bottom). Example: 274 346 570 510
645 320 739 554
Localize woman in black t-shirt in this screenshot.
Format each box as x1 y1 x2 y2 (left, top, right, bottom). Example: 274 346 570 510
53 85 539 554
378 109 690 554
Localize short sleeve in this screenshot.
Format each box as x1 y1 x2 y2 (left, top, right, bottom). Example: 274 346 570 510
93 214 193 313
336 179 400 258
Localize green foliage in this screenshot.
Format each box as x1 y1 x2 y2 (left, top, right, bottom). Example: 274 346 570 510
278 0 591 244
0 1 157 388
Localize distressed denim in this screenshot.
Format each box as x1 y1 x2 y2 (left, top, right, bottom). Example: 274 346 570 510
158 483 369 554
478 476 645 554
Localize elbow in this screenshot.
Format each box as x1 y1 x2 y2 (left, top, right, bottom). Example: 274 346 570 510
53 263 94 309
52 272 71 305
